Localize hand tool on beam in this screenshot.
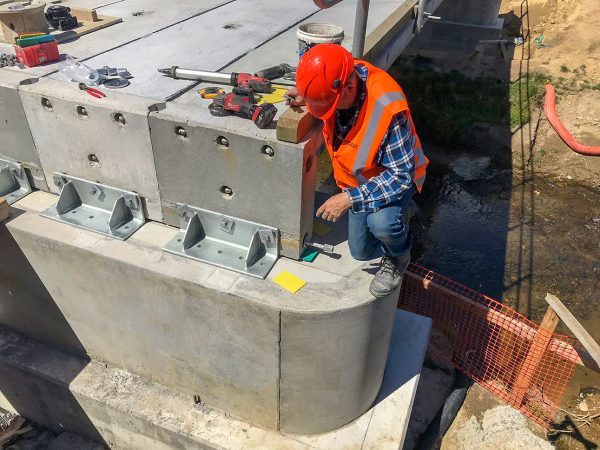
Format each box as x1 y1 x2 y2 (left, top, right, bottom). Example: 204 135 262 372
255 63 296 81
158 66 272 93
209 88 277 129
79 82 106 98
198 87 225 99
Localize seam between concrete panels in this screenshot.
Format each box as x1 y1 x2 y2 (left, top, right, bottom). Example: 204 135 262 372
277 309 282 430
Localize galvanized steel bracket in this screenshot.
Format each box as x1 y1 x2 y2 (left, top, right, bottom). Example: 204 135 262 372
163 204 279 279
40 173 145 240
0 158 32 205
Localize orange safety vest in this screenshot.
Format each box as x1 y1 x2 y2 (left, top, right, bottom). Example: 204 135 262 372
322 60 428 193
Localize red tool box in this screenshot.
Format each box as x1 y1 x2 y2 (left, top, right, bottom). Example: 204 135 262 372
13 40 59 67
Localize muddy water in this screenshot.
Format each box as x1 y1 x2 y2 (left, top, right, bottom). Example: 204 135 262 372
411 152 600 414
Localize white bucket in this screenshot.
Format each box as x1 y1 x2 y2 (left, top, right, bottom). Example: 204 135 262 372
296 23 344 59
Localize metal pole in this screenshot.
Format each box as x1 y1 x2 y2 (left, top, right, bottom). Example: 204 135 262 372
352 0 370 58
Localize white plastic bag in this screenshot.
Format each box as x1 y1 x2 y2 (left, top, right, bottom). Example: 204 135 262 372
58 55 101 85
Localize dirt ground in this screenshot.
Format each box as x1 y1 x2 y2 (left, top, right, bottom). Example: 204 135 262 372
505 0 600 187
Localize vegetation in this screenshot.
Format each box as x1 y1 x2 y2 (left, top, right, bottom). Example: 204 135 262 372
389 60 549 147
389 62 507 147
508 72 548 127
389 56 599 149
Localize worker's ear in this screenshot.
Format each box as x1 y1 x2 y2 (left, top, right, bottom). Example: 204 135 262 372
343 81 355 96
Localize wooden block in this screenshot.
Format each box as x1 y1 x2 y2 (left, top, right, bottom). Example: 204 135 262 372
276 106 319 144
0 197 9 223
510 306 560 406
546 293 600 370
54 14 121 44
70 7 99 23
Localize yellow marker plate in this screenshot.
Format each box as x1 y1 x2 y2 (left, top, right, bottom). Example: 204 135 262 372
257 85 288 105
312 220 332 237
273 271 307 294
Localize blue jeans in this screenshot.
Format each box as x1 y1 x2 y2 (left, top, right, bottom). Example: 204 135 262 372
348 188 416 267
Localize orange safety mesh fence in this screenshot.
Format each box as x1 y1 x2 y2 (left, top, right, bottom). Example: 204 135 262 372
399 263 580 428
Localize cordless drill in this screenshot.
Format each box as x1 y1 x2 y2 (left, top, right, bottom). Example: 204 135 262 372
209 87 277 129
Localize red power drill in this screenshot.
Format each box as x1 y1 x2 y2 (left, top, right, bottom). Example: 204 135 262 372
208 87 277 129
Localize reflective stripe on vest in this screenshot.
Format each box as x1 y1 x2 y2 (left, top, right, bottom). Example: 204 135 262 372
352 91 406 183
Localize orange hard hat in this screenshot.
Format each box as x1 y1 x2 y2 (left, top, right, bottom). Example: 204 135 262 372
296 43 354 120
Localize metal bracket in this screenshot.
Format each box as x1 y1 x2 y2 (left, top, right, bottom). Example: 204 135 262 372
414 0 441 34
0 158 32 204
163 204 279 279
40 173 145 240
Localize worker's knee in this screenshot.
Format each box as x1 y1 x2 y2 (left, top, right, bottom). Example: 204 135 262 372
348 236 377 261
367 208 408 241
348 245 374 261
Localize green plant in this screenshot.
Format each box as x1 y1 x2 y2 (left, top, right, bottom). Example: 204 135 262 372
560 65 570 73
388 63 508 147
509 72 549 127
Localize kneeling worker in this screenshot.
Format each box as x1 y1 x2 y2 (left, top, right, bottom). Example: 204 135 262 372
287 44 428 298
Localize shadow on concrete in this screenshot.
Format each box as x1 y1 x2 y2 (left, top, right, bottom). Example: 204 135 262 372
0 206 106 446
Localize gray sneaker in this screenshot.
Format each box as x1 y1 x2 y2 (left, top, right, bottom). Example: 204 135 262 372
369 255 405 298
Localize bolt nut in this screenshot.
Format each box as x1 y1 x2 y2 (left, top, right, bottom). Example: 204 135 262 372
113 112 126 125
216 136 229 148
41 97 52 110
77 106 88 117
220 186 233 197
261 145 275 157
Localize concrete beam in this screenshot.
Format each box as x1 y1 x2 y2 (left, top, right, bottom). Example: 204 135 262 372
0 0 235 78
78 0 320 100
0 310 431 448
148 97 321 259
18 77 163 221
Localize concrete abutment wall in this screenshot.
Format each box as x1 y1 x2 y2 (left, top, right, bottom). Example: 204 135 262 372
2 196 398 434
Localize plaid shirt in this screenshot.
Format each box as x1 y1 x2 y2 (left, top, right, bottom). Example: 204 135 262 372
335 64 416 213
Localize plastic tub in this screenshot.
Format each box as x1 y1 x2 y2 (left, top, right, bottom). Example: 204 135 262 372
296 23 344 59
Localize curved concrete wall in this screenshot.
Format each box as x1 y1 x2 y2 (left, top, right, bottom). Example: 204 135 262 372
3 196 399 434
280 296 398 433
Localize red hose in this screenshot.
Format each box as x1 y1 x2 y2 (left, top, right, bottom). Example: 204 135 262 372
544 84 600 156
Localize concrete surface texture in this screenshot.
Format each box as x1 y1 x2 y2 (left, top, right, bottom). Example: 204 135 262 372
18 77 164 221
0 71 46 191
3 192 406 433
0 310 431 449
148 107 321 258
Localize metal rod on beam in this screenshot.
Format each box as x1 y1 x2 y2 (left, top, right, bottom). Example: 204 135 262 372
352 0 370 58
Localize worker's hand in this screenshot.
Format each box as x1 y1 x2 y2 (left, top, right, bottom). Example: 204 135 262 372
316 192 352 222
285 86 306 106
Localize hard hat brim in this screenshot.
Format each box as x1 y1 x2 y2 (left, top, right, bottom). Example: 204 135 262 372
306 91 341 120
